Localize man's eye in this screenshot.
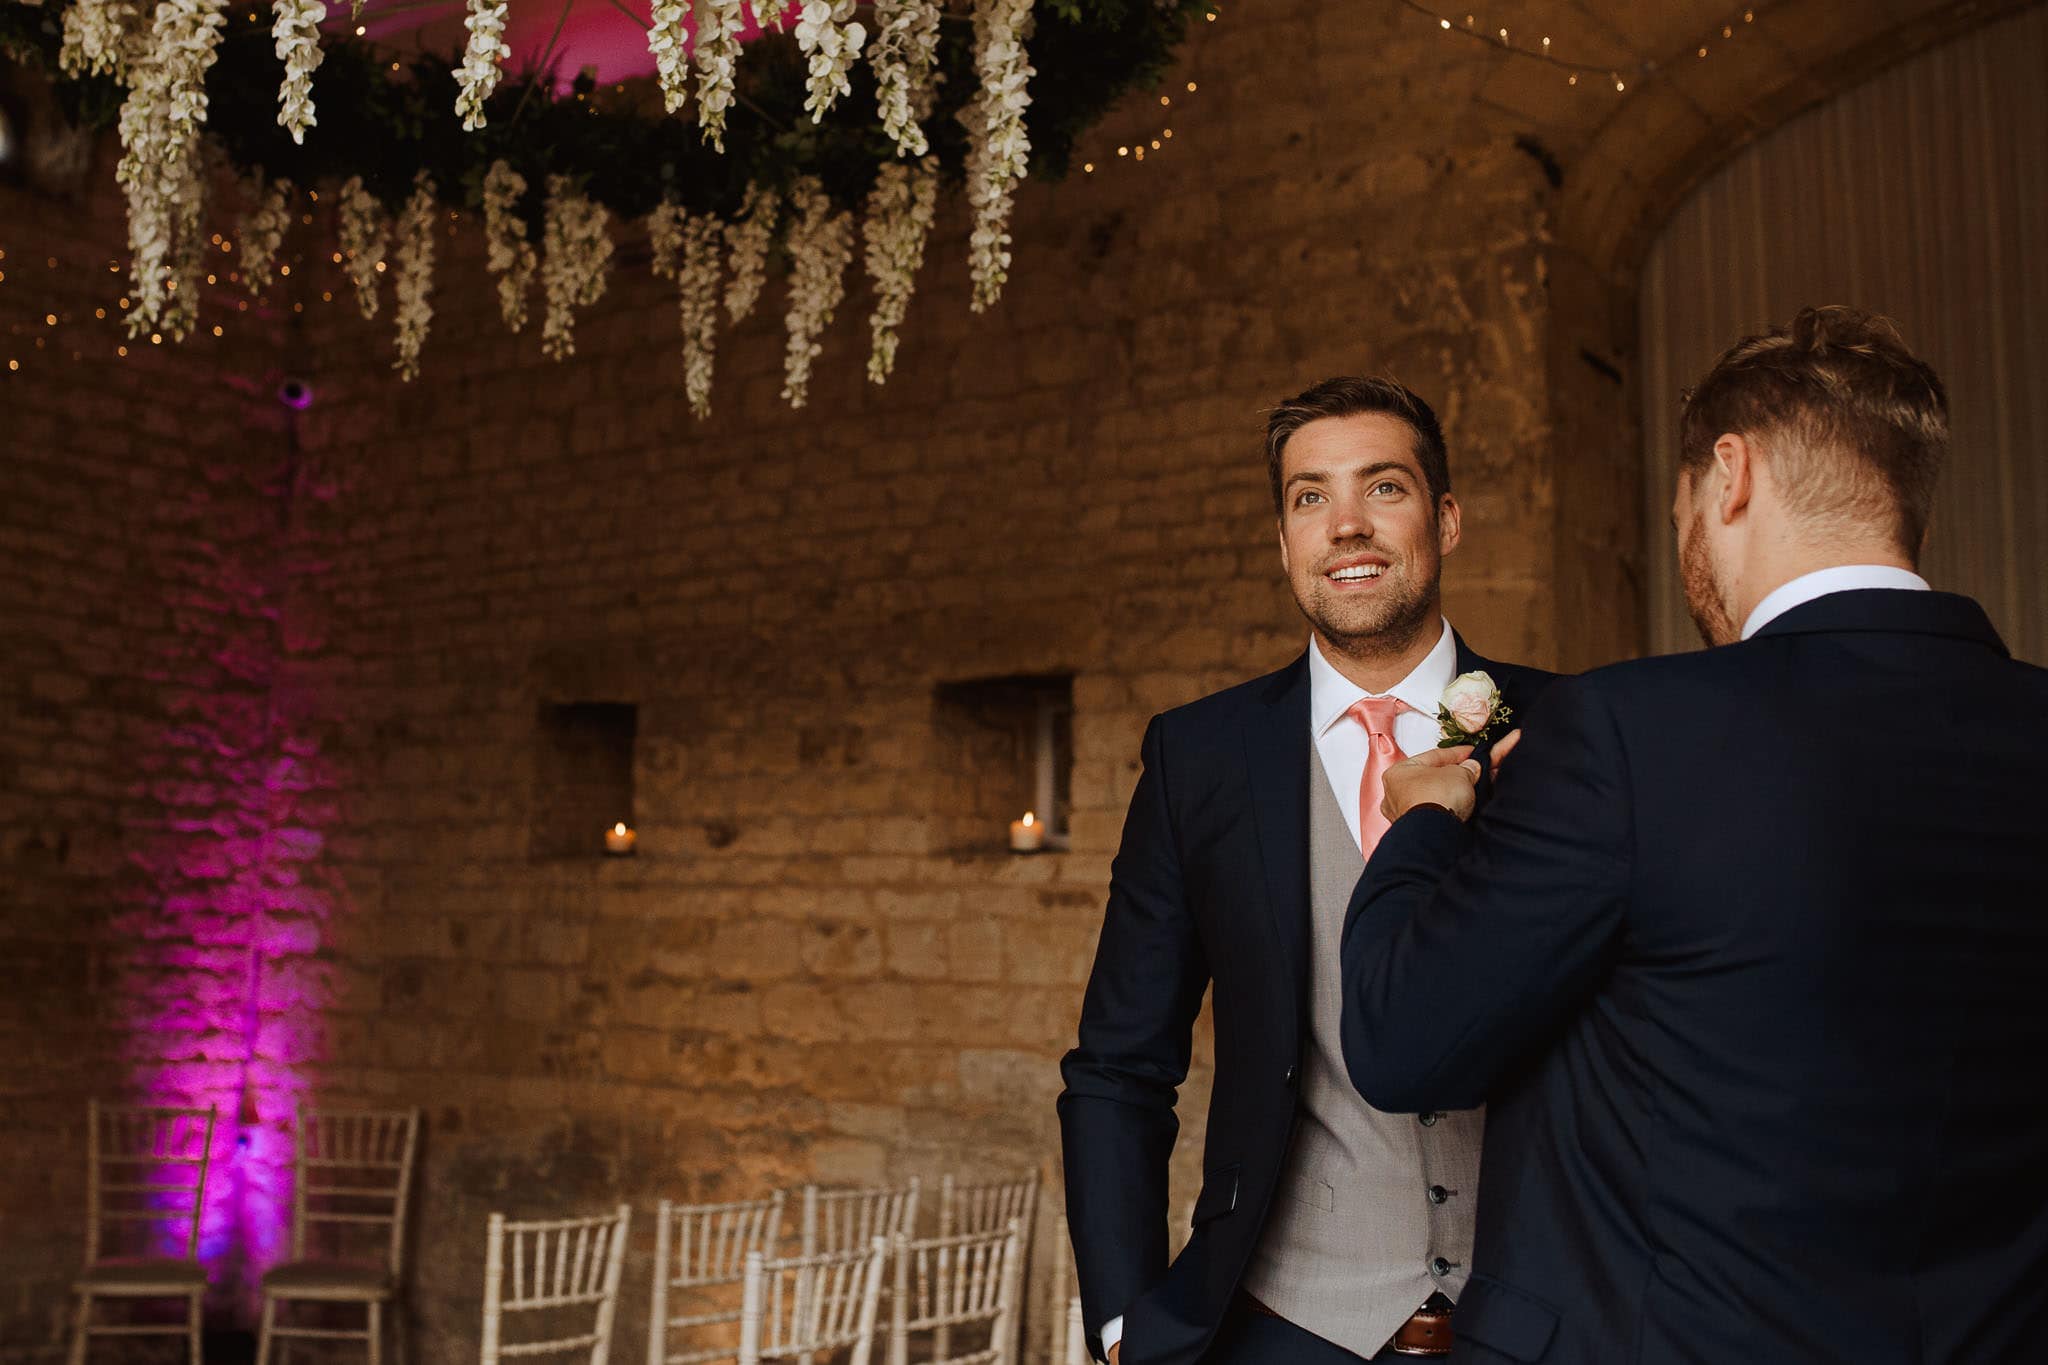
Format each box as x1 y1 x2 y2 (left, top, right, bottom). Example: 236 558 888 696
1373 481 1403 496
1296 490 1325 507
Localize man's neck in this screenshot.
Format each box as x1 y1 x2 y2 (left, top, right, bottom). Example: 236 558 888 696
1736 543 1917 632
1314 614 1446 695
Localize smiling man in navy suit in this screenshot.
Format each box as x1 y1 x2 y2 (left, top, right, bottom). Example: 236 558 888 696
1341 307 2048 1363
1060 378 1553 1365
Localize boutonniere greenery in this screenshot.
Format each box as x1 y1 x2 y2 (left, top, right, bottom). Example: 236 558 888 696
1437 670 1512 747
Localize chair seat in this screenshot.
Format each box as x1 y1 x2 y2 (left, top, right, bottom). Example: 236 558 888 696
77 1258 208 1294
261 1260 394 1301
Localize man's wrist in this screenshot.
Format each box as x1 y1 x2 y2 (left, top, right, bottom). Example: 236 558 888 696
1401 801 1459 819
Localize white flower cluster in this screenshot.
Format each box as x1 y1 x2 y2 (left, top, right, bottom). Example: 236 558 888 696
779 177 853 409
455 0 511 130
540 176 614 361
723 181 779 323
678 212 724 419
861 156 938 384
647 0 691 115
271 0 324 144
236 174 296 292
870 0 942 157
391 171 437 381
481 159 538 332
646 200 686 281
752 0 791 34
336 175 390 319
60 0 138 79
114 0 226 338
794 0 866 122
964 0 1034 312
693 0 745 151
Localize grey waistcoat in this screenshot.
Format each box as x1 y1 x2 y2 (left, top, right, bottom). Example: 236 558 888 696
1238 742 1484 1359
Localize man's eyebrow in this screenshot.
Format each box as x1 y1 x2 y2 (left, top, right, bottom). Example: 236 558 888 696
1281 469 1327 494
1357 461 1413 480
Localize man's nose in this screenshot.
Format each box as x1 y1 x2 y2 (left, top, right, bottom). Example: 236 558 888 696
1328 492 1374 541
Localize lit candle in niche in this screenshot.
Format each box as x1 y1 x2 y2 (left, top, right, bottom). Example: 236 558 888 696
604 822 637 856
1009 811 1045 853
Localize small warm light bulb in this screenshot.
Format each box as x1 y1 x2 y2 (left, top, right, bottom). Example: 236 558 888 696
1744 9 1754 19
374 260 387 273
1118 146 1129 156
94 308 105 319
1568 73 1578 85
1160 95 1170 105
1498 27 1507 40
354 22 365 32
211 325 223 337
280 264 290 275
1722 24 1732 36
1186 81 1197 92
1615 78 1626 91
6 359 16 371
150 333 162 345
206 273 217 284
1163 128 1173 138
321 291 332 302
1699 46 1708 57
1541 35 1550 47
1083 162 1095 173
1439 16 1450 28
44 313 56 326
117 345 127 356
1151 139 1161 149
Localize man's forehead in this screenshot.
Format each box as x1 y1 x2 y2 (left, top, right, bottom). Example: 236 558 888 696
1284 412 1423 474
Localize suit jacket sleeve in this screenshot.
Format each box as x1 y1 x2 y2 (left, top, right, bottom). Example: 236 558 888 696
1058 715 1209 1357
1339 676 1632 1114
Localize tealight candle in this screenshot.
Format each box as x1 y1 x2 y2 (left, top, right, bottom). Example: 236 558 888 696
1009 811 1045 853
603 822 637 856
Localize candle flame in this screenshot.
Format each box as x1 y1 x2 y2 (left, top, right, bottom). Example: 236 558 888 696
613 822 627 834
1021 812 1036 826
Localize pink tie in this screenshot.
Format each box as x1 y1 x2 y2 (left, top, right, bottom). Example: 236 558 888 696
1348 696 1409 856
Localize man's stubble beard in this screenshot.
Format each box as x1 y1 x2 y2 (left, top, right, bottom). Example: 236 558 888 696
1297 556 1441 663
1680 511 1740 647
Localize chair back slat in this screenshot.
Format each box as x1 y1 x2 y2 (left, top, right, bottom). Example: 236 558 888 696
886 1220 1022 1360
648 1193 788 1365
293 1106 420 1275
85 1102 217 1264
482 1205 633 1365
737 1240 886 1364
798 1181 920 1257
935 1172 1039 1240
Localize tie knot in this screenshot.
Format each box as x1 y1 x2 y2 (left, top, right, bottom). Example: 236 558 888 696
1347 695 1408 738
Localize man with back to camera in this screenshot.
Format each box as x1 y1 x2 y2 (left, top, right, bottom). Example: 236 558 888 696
1342 306 2048 1363
1059 377 1555 1365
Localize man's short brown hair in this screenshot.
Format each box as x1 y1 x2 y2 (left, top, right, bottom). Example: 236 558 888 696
1265 377 1451 514
1678 305 1949 556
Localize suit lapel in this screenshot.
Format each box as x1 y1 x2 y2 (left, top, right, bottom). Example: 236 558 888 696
1242 655 1312 997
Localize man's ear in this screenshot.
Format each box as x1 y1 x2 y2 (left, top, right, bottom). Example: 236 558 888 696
1712 433 1754 525
1436 493 1463 558
1276 518 1291 574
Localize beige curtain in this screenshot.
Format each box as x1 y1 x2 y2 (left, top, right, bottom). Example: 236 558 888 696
1639 2 2048 662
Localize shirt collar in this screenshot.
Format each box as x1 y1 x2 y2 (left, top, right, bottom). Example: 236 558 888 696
1308 618 1459 735
1740 565 1931 640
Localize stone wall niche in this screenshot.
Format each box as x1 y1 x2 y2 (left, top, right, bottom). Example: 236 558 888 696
931 674 1074 855
531 701 638 859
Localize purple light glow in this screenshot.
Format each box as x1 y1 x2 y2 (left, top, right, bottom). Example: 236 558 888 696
121 451 344 1321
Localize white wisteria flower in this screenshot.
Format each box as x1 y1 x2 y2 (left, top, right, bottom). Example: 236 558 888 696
336 174 390 320
455 0 511 130
646 0 691 115
540 175 615 361
156 153 209 342
780 176 853 408
114 0 227 335
646 199 686 281
678 211 724 419
60 0 139 79
861 156 937 384
794 0 866 122
236 174 295 292
752 0 791 34
391 170 437 381
692 0 745 151
964 0 1033 312
481 159 538 332
869 0 942 157
723 181 779 323
270 0 323 143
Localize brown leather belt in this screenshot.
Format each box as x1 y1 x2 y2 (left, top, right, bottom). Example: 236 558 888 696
1239 1293 1453 1358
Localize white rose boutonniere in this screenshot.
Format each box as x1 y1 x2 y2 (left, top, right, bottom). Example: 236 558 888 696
1438 670 1511 747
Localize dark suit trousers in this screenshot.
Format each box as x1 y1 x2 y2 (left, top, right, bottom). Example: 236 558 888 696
1196 1301 1396 1364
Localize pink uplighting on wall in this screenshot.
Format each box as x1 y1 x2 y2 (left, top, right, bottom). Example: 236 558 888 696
117 437 345 1319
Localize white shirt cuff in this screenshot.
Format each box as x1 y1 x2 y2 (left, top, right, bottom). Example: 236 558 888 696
1100 1314 1124 1357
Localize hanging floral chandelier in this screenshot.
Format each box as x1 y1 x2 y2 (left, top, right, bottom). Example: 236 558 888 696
0 0 1206 411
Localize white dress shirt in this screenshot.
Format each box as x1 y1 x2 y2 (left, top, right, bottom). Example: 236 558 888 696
1097 621 1461 1357
1741 565 1930 640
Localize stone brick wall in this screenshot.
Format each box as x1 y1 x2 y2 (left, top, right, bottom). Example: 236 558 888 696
4 3 1597 1360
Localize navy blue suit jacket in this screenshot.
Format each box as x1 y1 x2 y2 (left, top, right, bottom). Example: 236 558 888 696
1341 590 2048 1364
1059 637 1553 1365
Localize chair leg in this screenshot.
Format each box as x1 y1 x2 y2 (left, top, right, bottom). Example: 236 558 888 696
368 1300 383 1365
67 1291 91 1365
391 1298 410 1365
256 1296 276 1365
188 1290 204 1365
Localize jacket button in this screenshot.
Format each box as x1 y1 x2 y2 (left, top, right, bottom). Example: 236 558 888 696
1418 1112 1438 1127
1430 1257 1452 1277
1428 1185 1449 1205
